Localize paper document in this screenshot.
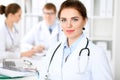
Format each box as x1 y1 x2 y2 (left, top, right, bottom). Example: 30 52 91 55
0 68 35 77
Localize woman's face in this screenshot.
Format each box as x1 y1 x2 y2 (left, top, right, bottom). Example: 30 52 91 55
60 8 86 40
11 9 22 23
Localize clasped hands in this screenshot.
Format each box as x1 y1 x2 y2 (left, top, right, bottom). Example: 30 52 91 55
21 45 46 57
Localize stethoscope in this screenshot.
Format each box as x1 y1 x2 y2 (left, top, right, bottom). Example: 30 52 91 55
45 38 90 80
5 23 18 45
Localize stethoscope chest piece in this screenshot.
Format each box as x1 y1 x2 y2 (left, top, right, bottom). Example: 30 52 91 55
78 49 89 74
45 73 51 80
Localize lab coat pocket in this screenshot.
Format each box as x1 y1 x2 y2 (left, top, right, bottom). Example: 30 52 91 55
64 71 90 80
75 71 90 80
78 49 90 73
76 60 91 80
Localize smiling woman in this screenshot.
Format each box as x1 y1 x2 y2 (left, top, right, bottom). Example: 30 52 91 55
43 0 113 80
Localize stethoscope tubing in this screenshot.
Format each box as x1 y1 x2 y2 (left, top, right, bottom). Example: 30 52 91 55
5 24 18 45
46 38 90 75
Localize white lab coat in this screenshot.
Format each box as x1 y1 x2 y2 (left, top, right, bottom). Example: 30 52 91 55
43 34 113 80
0 22 21 61
0 14 5 25
21 20 64 52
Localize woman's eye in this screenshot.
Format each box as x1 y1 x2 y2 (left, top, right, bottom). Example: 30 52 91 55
60 19 66 22
72 18 78 22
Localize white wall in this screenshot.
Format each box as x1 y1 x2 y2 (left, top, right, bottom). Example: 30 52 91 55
114 0 120 79
0 0 14 5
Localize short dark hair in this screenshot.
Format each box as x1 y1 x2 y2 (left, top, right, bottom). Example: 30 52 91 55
43 3 57 13
0 3 21 17
58 0 87 20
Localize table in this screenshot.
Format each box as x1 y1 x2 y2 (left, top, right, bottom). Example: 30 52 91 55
0 75 37 80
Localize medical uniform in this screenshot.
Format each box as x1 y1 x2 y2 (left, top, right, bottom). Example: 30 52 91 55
0 22 21 61
0 14 5 25
43 34 113 80
21 20 64 53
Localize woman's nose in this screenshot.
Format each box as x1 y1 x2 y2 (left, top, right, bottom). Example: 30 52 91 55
66 20 72 27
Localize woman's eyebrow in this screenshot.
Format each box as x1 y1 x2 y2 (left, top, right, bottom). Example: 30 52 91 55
71 16 79 19
60 16 79 19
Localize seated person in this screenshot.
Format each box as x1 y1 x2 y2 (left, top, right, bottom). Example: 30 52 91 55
0 3 22 61
21 3 64 57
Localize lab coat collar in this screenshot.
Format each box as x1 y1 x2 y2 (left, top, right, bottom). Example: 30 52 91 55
63 33 84 49
62 34 88 66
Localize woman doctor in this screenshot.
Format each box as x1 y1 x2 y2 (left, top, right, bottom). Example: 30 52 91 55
43 0 113 80
0 3 22 61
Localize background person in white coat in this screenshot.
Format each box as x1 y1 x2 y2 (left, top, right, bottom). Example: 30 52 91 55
21 3 63 57
0 5 5 25
0 3 22 61
43 0 113 80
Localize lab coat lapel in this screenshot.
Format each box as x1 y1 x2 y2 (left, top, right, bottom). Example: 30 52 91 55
49 43 64 79
62 37 89 80
37 22 51 47
51 26 58 36
50 26 59 46
62 36 88 72
42 22 51 37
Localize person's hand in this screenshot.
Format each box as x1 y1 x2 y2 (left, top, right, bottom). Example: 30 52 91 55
21 50 36 57
21 45 46 57
32 45 46 53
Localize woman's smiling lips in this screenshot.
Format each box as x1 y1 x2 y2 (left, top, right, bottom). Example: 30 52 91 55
66 30 75 33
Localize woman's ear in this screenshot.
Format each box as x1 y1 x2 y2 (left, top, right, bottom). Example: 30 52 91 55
8 13 13 17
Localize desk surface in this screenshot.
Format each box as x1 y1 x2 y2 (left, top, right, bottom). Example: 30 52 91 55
0 57 46 80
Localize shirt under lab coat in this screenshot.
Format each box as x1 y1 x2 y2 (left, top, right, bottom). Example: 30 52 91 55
0 22 21 62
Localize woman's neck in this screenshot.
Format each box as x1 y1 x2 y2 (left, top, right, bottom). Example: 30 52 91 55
67 33 83 47
5 19 14 31
67 38 76 47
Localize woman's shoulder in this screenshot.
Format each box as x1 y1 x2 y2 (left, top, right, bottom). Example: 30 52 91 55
0 23 6 37
88 41 107 59
89 41 105 53
0 22 6 31
31 20 47 31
